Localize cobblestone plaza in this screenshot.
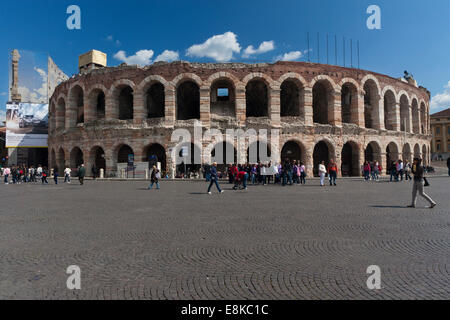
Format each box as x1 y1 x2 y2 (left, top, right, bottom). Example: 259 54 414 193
0 178 448 299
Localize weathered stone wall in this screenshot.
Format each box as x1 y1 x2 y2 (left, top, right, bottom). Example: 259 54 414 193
48 61 432 177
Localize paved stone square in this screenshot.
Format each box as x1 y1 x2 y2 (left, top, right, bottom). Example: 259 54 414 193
0 177 449 299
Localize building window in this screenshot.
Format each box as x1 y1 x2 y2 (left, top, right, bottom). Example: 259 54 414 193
436 127 440 135
448 126 450 135
436 143 441 151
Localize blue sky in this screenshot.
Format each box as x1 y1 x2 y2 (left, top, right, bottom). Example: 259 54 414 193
1 0 449 122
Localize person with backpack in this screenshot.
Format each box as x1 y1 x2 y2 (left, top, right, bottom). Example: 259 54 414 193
148 165 161 190
407 158 436 209
41 167 49 184
327 159 338 186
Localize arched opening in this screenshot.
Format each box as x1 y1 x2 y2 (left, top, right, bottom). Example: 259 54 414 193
146 82 165 118
211 141 237 173
70 147 84 169
210 79 236 117
341 83 358 124
341 142 360 176
402 143 412 163
414 144 421 159
422 145 427 164
246 79 268 117
118 86 134 120
386 142 399 172
49 103 56 133
145 143 167 171
400 95 410 132
58 148 65 172
56 98 66 130
90 146 106 172
176 80 200 120
363 80 378 129
313 80 334 125
175 142 202 177
365 141 382 164
412 99 419 134
280 79 304 117
88 89 105 120
281 141 304 163
313 141 334 176
117 145 134 163
247 141 271 164
70 85 84 125
384 90 396 131
420 102 426 134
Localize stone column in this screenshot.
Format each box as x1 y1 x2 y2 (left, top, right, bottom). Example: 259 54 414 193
330 90 342 126
200 86 210 128
84 94 95 123
270 88 281 127
235 87 246 126
66 106 77 129
354 90 365 127
407 105 413 133
105 149 115 178
133 92 146 125
165 86 175 128
105 94 118 120
304 87 313 126
392 103 401 131
372 94 383 130
83 147 93 177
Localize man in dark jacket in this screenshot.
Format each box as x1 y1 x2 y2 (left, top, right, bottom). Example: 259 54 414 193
78 164 86 185
207 162 223 194
407 158 436 208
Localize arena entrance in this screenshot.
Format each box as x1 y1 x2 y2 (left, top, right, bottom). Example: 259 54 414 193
313 141 332 176
341 142 360 177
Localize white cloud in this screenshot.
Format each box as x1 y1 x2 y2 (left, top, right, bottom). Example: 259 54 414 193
107 35 121 46
430 81 450 111
113 50 154 66
274 51 303 61
155 50 179 62
186 31 241 62
242 41 275 58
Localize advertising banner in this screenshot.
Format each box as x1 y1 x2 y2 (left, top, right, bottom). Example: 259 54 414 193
5 102 48 147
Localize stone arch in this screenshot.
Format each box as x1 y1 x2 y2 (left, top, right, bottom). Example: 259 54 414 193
413 143 421 159
361 74 381 94
341 140 360 177
87 84 108 120
145 81 165 118
56 97 66 130
399 93 411 132
211 141 237 172
109 79 136 120
339 79 359 125
311 77 335 125
402 143 412 163
386 141 399 170
210 76 236 117
363 78 380 129
281 140 307 164
58 147 66 172
365 141 382 164
174 142 202 177
89 145 106 173
143 143 167 171
312 139 336 176
383 89 397 131
172 73 203 88
247 140 271 164
68 84 85 127
70 147 84 169
115 144 134 164
242 72 275 88
176 78 200 120
280 77 305 118
245 77 270 117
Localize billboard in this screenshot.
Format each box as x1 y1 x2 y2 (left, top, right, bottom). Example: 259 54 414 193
6 102 48 147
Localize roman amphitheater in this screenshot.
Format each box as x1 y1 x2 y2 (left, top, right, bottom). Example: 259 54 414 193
48 60 431 178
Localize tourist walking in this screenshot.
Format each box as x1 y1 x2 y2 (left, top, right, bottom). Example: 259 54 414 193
318 161 327 186
327 159 338 186
53 169 59 185
404 161 412 181
148 165 161 190
407 158 436 209
363 161 371 181
299 162 306 184
207 162 223 194
389 161 398 182
3 167 10 184
64 166 71 183
41 167 49 184
78 164 86 185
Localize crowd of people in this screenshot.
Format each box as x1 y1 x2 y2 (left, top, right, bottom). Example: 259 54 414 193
1 164 86 185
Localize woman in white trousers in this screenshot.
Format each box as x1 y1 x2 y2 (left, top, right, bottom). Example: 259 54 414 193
318 161 327 187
